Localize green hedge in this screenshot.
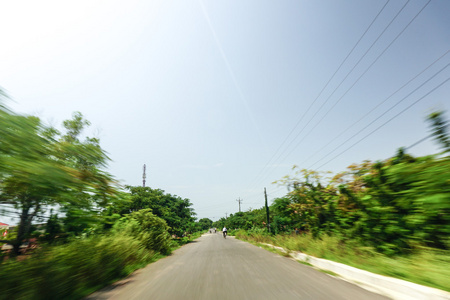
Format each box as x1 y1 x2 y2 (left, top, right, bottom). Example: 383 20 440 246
0 234 155 300
112 209 172 255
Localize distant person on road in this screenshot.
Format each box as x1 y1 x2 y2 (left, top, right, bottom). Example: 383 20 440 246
222 227 227 238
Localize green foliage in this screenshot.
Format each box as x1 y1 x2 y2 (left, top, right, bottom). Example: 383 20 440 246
110 186 195 237
213 208 266 231
226 212 248 229
219 138 449 255
235 228 272 243
0 102 118 255
112 209 172 255
0 234 155 300
384 156 450 249
197 218 213 231
236 232 450 292
263 145 449 255
0 90 199 299
427 110 450 153
42 211 63 243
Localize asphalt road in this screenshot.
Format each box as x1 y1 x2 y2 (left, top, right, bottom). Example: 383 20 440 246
86 233 390 300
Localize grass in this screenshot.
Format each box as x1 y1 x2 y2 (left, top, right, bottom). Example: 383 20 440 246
250 238 341 278
235 230 450 292
0 231 205 300
257 243 291 257
298 261 313 267
319 269 339 277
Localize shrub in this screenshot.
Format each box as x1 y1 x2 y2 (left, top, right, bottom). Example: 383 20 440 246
0 234 153 300
112 209 172 254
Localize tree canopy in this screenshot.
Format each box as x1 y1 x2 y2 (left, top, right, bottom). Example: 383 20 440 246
108 186 196 237
0 101 118 255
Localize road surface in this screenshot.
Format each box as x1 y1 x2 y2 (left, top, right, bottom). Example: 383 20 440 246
86 233 390 300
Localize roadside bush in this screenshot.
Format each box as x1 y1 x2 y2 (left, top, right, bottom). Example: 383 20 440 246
237 231 450 292
112 209 172 255
0 235 153 300
235 227 273 244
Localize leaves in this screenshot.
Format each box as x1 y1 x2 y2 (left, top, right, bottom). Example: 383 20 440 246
0 102 118 253
427 110 450 153
109 186 196 236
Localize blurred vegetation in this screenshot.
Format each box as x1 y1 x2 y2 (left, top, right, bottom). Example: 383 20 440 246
214 111 450 291
106 186 196 237
0 233 157 299
215 111 450 255
0 91 204 299
1 87 448 295
235 230 450 292
0 100 118 255
111 209 172 255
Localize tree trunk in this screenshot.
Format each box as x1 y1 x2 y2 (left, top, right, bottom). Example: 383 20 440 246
11 200 39 256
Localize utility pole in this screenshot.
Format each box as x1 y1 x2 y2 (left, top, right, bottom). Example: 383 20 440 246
264 188 270 233
236 198 243 212
225 212 228 219
143 164 146 187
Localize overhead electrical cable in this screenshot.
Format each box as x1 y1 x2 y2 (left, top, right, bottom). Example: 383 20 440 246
298 49 450 167
245 0 417 194
405 134 433 150
308 62 450 169
245 0 432 205
271 0 412 162
243 0 390 191
279 0 431 165
248 0 433 195
315 76 450 170
238 186 287 207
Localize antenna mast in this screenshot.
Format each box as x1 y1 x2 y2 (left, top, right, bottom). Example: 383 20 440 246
143 164 146 187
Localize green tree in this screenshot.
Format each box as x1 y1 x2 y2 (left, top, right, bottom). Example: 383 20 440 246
0 102 117 255
227 212 248 230
42 210 63 243
112 209 171 254
270 197 294 234
111 186 196 236
197 218 213 230
276 168 337 237
384 155 450 249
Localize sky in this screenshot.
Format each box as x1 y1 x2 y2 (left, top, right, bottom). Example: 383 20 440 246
1 0 449 224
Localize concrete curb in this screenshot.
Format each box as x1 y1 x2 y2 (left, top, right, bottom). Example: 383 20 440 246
261 243 450 300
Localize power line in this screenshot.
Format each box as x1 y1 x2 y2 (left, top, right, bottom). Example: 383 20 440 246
298 49 450 167
405 134 433 150
274 0 413 161
308 62 450 169
242 0 433 211
244 0 391 192
245 0 423 194
281 0 432 166
315 76 450 170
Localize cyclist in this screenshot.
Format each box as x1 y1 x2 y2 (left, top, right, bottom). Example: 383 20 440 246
222 226 227 238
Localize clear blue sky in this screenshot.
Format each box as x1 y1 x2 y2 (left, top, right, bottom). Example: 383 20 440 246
1 0 449 224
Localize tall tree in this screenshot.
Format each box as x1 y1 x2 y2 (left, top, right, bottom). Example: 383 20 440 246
0 103 117 255
111 186 196 236
197 218 213 231
276 167 337 236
